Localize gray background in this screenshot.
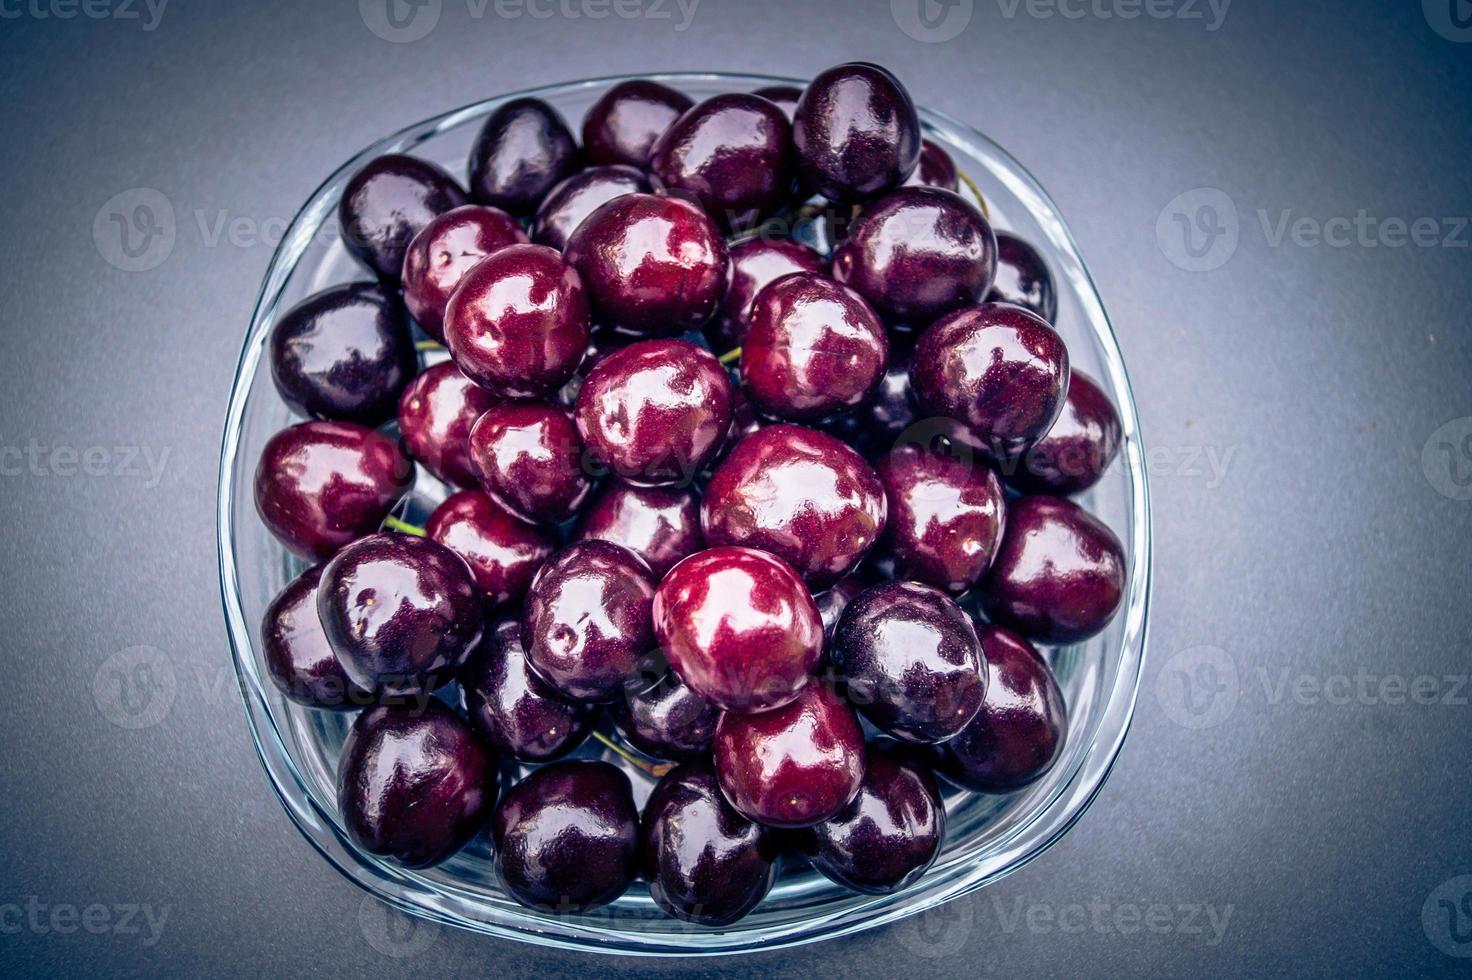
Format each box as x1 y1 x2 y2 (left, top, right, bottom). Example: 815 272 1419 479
2 0 1470 976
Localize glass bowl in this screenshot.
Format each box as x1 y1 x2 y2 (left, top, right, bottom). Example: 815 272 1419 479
216 72 1151 957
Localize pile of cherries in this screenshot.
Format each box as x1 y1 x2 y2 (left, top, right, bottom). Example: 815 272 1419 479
254 63 1126 926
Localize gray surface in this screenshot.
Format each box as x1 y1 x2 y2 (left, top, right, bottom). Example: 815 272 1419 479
1 0 1469 976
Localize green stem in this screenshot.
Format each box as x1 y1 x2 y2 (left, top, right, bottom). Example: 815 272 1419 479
956 167 990 220
718 347 742 366
415 340 445 352
592 730 673 779
382 515 426 537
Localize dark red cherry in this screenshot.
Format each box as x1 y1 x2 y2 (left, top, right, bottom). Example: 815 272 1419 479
254 421 413 561
611 664 719 762
713 682 865 828
741 272 888 422
936 625 1066 791
268 282 415 426
468 402 593 525
751 84 802 121
981 495 1125 644
531 165 650 251
521 540 656 703
443 243 590 399
1004 370 1121 495
641 764 780 925
650 93 795 232
833 186 997 327
798 746 944 894
824 357 919 458
911 302 1069 460
581 79 693 168
573 482 701 578
653 546 822 714
876 442 1006 594
563 193 728 337
904 139 960 192
701 424 887 587
814 575 865 646
491 760 639 911
792 62 920 203
427 489 553 608
987 232 1057 324
338 699 494 868
459 619 596 763
468 97 580 215
573 339 733 487
831 581 985 743
397 361 499 488
317 532 483 696
339 154 467 282
261 565 370 710
401 204 528 342
709 237 826 351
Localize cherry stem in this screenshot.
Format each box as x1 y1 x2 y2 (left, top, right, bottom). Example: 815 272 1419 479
591 730 674 779
956 167 990 219
718 347 742 366
382 515 426 537
415 340 445 352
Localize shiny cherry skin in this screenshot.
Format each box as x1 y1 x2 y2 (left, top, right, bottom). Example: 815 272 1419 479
833 186 997 327
339 154 467 282
936 625 1066 791
987 232 1058 324
573 482 701 578
814 575 865 646
563 193 728 337
269 282 416 425
468 97 580 215
581 79 693 167
824 357 919 458
254 421 413 561
427 489 553 608
702 424 887 587
709 237 826 351
467 402 593 525
981 495 1126 644
338 699 494 868
491 760 639 911
531 164 650 251
911 302 1070 460
792 63 920 203
876 443 1006 594
713 682 865 828
831 581 985 743
261 565 370 710
904 139 959 192
751 84 802 121
742 272 888 422
650 93 795 232
799 746 944 894
521 540 656 703
401 205 527 341
641 764 780 925
443 243 590 399
397 361 499 488
1004 370 1121 495
459 619 596 763
574 339 733 487
317 532 484 696
653 546 822 713
611 665 720 762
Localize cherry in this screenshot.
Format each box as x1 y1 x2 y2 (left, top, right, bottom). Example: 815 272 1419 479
987 231 1057 324
875 442 1006 594
611 664 719 762
426 489 553 609
904 139 959 192
490 760 639 911
640 764 780 925
531 164 650 251
261 565 369 710
467 402 592 525
401 204 527 342
459 619 596 763
1004 370 1122 495
751 84 802 121
652 546 822 713
573 481 701 578
443 243 590 399
822 357 918 458
792 62 921 203
709 237 826 351
581 79 692 167
254 420 413 561
397 361 499 488
713 682 865 828
814 575 865 645
981 495 1125 644
339 154 467 282
468 97 580 215
573 339 733 487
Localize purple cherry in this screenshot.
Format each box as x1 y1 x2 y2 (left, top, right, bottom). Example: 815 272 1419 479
709 237 826 351
531 164 650 251
792 63 921 203
1004 370 1121 495
426 489 553 609
459 619 596 763
581 79 692 167
573 481 701 578
261 565 369 710
987 231 1058 324
468 97 580 215
876 442 1006 594
397 361 499 489
467 402 592 525
401 204 527 342
339 154 467 282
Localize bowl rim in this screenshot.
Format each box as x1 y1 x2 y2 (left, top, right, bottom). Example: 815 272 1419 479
216 70 1152 957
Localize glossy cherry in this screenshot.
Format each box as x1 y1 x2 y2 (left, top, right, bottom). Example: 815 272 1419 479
653 546 822 713
573 482 701 578
459 619 596 763
825 358 919 458
792 62 921 203
468 97 580 215
987 231 1058 324
981 495 1126 644
426 489 553 608
339 154 467 281
531 164 650 251
876 442 1006 594
337 699 494 868
467 402 592 525
709 237 826 351
611 664 720 762
490 760 639 911
1004 370 1122 495
401 204 528 341
904 139 959 192
261 565 369 710
397 361 499 488
574 339 733 487
582 79 693 167
254 420 413 561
